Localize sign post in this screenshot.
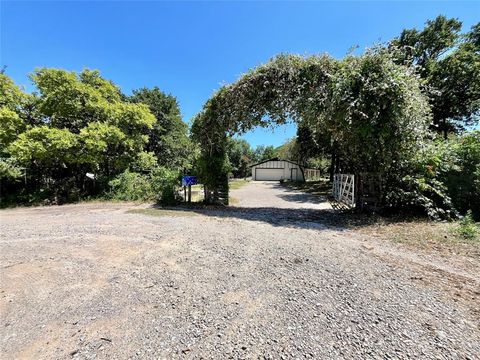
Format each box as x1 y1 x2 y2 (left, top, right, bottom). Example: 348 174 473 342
181 176 198 203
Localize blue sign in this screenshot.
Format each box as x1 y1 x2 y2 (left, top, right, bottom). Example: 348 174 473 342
182 176 198 187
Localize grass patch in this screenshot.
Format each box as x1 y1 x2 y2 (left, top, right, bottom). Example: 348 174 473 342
126 208 198 217
229 179 250 190
229 196 240 205
358 218 479 257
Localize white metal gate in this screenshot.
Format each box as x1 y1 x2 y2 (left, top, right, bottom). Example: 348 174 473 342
333 174 355 207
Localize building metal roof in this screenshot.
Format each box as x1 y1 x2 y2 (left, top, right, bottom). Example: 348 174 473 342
249 158 304 168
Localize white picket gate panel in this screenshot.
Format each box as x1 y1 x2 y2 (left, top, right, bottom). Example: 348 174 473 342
304 168 321 180
332 174 355 207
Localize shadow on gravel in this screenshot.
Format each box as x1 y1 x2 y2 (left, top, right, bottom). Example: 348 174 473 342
148 204 388 232
275 193 328 204
271 182 329 204
136 181 413 231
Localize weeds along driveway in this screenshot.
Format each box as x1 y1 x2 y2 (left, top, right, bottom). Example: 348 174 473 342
0 184 479 359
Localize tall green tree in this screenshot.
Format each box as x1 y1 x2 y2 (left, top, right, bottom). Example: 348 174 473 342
1 70 158 202
274 138 299 162
129 87 192 170
8 126 78 167
226 137 254 178
446 130 480 219
0 73 25 110
0 74 27 183
0 107 24 149
391 16 480 137
0 74 26 148
295 125 334 178
27 69 156 177
253 145 276 162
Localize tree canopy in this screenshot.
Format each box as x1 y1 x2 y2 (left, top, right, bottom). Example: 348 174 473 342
0 69 191 204
390 16 480 136
129 87 192 170
192 50 430 204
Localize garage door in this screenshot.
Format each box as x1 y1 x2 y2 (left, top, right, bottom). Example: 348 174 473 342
255 168 285 181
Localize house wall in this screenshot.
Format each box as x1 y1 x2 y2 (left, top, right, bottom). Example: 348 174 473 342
252 160 304 181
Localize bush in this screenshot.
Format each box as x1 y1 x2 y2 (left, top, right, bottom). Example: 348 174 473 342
386 175 457 220
385 140 458 220
446 131 480 220
456 210 478 240
108 170 154 201
108 167 180 204
149 167 180 205
385 131 480 220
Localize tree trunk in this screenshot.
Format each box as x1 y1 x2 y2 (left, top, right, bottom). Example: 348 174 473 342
329 150 335 182
335 151 340 175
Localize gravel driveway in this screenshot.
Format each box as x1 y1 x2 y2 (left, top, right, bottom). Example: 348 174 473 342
1 182 479 359
233 181 331 210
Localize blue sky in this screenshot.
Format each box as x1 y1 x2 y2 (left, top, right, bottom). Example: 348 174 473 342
1 1 478 147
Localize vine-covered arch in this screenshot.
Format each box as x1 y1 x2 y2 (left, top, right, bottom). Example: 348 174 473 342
192 51 430 204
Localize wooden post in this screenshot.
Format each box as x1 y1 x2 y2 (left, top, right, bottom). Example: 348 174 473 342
184 186 187 203
188 185 192 203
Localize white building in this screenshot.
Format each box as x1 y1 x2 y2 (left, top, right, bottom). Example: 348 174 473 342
250 158 305 182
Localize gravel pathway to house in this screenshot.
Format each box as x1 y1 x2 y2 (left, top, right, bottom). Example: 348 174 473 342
233 181 332 210
0 183 479 359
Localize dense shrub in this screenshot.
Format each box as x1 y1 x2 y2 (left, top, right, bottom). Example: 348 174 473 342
149 167 179 205
388 139 458 219
327 49 431 175
385 174 457 220
108 167 180 204
447 131 480 220
108 170 154 201
456 210 479 240
385 131 480 220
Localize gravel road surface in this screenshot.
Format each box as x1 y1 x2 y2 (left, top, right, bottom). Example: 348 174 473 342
1 182 479 359
233 181 331 210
